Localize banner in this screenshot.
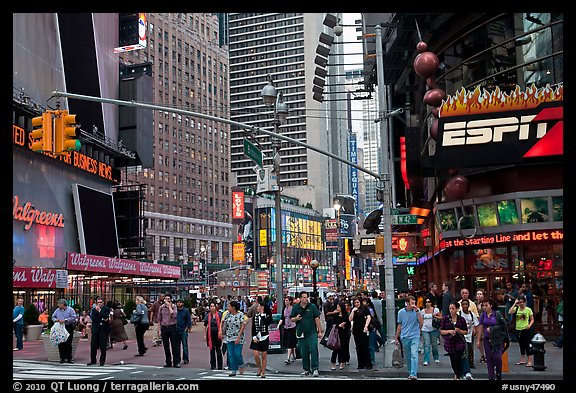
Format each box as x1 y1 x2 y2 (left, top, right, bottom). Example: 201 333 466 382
13 267 68 288
66 252 180 278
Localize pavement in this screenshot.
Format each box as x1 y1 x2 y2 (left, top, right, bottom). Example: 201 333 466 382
13 320 563 380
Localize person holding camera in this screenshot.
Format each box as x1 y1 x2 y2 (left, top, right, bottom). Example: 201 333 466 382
158 293 181 368
508 295 534 367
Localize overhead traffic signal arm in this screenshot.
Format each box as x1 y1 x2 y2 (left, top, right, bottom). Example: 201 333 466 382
31 111 53 153
54 110 80 154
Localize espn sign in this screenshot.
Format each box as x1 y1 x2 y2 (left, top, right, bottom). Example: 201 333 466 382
435 87 562 169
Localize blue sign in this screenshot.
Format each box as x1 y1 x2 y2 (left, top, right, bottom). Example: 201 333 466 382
349 133 360 214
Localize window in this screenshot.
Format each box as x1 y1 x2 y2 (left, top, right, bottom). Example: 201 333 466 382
477 202 498 228
497 199 520 225
521 197 549 223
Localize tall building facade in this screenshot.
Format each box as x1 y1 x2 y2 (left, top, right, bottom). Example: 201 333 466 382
120 13 233 275
228 13 349 213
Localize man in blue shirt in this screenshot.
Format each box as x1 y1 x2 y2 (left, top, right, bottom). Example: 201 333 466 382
395 295 423 380
176 299 192 364
13 298 25 351
51 298 77 363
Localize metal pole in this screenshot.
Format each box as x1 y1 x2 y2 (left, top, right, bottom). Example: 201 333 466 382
375 25 397 369
273 135 283 310
50 90 380 180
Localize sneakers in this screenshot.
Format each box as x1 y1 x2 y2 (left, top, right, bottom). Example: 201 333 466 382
13 348 21 351
408 375 418 380
312 369 319 377
423 361 429 366
285 359 291 365
300 371 311 376
434 359 440 364
465 372 473 380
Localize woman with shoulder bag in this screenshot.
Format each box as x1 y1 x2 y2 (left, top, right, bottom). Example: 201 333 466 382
330 302 351 370
133 296 150 356
440 301 468 379
420 298 441 366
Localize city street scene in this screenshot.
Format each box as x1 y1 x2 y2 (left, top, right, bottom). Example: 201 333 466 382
13 12 563 387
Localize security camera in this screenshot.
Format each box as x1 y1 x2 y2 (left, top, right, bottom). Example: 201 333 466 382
334 25 343 37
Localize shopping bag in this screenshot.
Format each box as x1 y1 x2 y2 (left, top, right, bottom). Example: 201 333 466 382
326 325 340 350
392 343 403 368
50 323 70 347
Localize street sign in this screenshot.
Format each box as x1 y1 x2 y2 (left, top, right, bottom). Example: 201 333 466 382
391 214 418 225
243 138 263 167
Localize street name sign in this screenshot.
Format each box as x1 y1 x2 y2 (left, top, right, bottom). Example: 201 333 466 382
243 138 263 167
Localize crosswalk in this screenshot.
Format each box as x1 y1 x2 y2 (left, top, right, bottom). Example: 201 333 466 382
13 360 158 380
196 370 437 380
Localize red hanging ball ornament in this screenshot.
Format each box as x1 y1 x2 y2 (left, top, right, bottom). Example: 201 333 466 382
423 88 447 107
444 175 470 200
416 41 428 53
413 51 439 78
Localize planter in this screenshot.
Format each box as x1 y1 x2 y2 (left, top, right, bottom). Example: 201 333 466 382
24 325 44 341
42 331 81 362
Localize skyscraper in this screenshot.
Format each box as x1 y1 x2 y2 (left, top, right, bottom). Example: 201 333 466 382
228 13 349 212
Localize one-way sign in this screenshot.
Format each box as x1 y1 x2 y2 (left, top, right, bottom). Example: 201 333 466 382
243 138 263 167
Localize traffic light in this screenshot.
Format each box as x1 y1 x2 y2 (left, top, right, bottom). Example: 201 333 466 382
363 209 382 234
30 111 53 153
54 110 80 154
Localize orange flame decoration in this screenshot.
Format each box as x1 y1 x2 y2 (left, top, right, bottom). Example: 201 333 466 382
439 83 563 118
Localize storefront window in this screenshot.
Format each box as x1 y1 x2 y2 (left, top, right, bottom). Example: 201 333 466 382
520 197 549 223
497 199 520 225
477 202 498 227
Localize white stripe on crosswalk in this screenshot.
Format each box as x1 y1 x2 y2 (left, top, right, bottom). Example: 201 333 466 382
13 360 150 381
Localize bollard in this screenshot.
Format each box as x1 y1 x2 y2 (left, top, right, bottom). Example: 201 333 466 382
530 333 547 371
502 349 509 372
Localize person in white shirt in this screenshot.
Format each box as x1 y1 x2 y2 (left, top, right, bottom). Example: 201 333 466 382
459 299 479 379
419 298 442 366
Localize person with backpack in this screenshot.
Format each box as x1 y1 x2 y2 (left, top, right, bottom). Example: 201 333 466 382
477 297 509 380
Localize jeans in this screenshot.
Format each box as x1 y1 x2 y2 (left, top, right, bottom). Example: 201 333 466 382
226 341 244 372
14 323 24 350
161 325 181 365
177 329 189 362
421 329 440 363
401 336 420 377
368 329 377 365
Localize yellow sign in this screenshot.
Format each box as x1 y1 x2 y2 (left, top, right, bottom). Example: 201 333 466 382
345 239 351 280
232 242 245 261
260 229 267 246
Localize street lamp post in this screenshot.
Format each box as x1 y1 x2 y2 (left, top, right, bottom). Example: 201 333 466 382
261 74 288 308
310 259 320 304
200 245 208 297
375 25 397 369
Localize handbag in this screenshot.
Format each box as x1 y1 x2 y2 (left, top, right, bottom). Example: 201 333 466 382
326 325 340 351
50 323 70 347
130 312 142 324
432 316 441 329
122 317 128 326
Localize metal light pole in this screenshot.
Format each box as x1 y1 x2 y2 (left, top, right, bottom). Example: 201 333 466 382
261 75 288 309
375 24 397 369
310 259 319 302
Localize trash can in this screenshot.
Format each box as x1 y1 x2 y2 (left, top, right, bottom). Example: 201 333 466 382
530 333 547 371
267 313 285 354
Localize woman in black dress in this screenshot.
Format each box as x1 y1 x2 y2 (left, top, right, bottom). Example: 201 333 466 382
349 297 372 369
277 296 297 364
250 302 272 377
330 302 351 370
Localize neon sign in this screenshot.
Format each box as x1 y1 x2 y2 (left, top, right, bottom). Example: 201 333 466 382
13 195 64 230
442 229 563 248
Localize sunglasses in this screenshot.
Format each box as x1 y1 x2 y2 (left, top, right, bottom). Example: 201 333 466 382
425 300 432 303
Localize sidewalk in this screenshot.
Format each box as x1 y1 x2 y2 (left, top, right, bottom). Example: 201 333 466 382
14 322 563 380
